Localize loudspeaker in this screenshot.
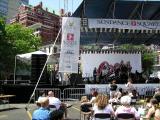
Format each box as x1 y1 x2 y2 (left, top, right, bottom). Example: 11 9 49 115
31 54 48 84
70 73 83 86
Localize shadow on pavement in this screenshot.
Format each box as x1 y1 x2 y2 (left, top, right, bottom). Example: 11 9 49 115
0 107 19 112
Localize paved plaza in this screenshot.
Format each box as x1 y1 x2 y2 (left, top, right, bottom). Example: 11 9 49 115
0 101 81 120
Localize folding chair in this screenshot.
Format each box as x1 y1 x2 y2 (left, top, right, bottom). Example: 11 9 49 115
131 96 137 105
49 105 57 112
117 113 135 120
80 104 92 120
80 111 91 120
94 113 111 120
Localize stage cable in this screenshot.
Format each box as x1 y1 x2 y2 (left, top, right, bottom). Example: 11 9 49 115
26 27 62 110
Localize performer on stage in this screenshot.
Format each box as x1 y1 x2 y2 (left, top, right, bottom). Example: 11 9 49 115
93 67 97 84
100 63 110 83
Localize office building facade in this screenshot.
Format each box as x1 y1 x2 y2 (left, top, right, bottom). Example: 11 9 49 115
10 2 61 45
0 0 9 17
0 0 29 21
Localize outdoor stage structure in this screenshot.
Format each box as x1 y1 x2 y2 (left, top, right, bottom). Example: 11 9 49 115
58 17 160 84
13 17 160 85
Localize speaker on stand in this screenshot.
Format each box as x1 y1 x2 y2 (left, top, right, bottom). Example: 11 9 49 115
31 54 48 84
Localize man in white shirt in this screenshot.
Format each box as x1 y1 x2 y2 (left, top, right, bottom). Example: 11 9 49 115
48 91 61 110
48 91 68 118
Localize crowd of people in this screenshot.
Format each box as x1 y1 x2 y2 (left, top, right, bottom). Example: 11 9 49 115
31 78 160 120
80 79 160 120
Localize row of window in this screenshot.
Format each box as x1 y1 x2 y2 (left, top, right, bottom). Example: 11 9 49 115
0 0 9 5
0 4 8 12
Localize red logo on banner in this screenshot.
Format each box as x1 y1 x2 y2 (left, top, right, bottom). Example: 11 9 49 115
131 21 137 26
67 33 74 41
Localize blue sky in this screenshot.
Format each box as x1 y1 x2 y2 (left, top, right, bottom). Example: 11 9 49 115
29 0 83 15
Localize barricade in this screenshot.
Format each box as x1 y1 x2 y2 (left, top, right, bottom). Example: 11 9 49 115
145 89 155 98
63 88 86 102
34 88 61 102
34 87 155 103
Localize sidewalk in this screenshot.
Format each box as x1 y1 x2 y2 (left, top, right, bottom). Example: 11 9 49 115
0 102 81 120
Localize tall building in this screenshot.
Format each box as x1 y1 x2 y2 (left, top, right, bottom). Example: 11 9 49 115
0 0 9 17
0 0 29 21
10 2 61 45
20 0 29 5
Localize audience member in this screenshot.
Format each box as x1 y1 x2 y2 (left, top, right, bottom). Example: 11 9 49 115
116 88 123 100
36 91 46 107
115 96 140 120
141 98 158 120
109 80 118 99
32 97 50 120
50 110 64 120
129 89 139 104
153 87 160 102
80 96 92 112
48 91 61 110
125 78 135 93
154 107 160 120
109 94 120 105
92 94 115 120
90 91 98 104
48 91 68 118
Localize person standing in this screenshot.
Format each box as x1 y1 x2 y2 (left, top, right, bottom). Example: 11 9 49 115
109 80 118 99
93 67 97 84
125 78 135 94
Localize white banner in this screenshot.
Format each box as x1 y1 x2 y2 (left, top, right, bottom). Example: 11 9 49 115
59 17 80 73
85 84 160 95
88 19 160 30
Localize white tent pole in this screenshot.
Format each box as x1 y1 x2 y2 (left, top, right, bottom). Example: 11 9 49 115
14 56 17 84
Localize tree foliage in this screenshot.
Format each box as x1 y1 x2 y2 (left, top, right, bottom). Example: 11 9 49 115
0 20 41 79
119 44 157 75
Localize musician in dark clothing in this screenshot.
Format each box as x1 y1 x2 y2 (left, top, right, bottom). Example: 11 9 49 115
109 80 118 99
120 60 128 83
93 67 97 84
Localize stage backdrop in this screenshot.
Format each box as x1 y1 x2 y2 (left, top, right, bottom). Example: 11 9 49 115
81 53 142 77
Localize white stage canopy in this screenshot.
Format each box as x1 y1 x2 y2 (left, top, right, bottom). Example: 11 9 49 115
16 51 48 63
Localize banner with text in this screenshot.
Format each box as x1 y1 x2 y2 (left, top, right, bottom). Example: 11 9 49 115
88 19 160 30
59 17 80 73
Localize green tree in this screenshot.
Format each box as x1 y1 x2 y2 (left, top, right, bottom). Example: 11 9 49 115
0 22 41 79
119 44 157 76
0 18 7 79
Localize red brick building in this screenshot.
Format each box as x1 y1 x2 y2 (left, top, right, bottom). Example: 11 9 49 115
10 2 61 44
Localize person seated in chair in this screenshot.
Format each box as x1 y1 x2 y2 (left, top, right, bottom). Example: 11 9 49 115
154 107 160 120
129 89 139 105
153 87 160 103
91 94 115 120
141 98 158 120
50 110 64 120
32 97 50 120
80 96 92 112
115 96 140 120
48 91 68 118
36 91 47 107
